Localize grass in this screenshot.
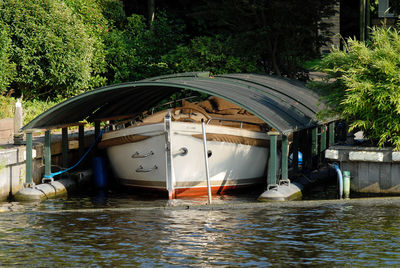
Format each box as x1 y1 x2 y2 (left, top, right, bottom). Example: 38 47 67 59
0 95 58 125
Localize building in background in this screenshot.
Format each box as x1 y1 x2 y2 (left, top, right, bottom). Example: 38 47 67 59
321 0 398 53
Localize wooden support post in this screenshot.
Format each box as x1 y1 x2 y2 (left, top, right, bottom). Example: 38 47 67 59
268 132 279 186
328 122 335 146
293 131 299 172
320 125 327 152
25 132 33 187
281 135 289 180
79 125 85 157
44 130 52 179
62 127 68 168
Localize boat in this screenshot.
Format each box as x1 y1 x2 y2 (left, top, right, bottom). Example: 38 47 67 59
98 97 270 199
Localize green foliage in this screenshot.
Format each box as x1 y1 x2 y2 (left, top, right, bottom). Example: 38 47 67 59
0 0 340 104
191 0 338 78
98 0 127 29
133 12 185 78
0 22 15 93
0 0 107 100
22 99 57 125
0 95 56 124
163 35 260 74
0 95 15 119
311 27 400 149
104 12 186 83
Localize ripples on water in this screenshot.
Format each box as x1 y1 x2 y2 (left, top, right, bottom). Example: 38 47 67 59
1 192 400 267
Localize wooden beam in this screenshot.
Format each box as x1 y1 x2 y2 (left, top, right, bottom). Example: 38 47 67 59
24 122 86 133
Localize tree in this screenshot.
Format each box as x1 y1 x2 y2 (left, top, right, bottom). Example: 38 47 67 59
184 0 338 78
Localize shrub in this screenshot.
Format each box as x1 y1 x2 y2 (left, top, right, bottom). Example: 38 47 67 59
0 0 106 100
163 35 260 75
0 23 15 93
312 26 400 149
0 95 56 124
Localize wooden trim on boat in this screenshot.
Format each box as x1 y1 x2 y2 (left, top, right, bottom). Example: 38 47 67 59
192 133 270 147
98 134 150 149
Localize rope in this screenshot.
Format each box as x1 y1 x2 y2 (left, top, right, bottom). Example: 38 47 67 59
43 129 105 179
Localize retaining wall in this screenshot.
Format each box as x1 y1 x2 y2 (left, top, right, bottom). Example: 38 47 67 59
325 146 400 194
0 133 94 201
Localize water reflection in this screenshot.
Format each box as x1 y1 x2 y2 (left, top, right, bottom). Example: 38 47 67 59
0 197 399 266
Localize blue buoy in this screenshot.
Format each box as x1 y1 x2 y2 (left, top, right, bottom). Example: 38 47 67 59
289 151 303 167
92 156 108 188
298 151 303 165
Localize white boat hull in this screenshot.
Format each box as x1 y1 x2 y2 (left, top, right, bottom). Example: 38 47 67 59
103 121 269 198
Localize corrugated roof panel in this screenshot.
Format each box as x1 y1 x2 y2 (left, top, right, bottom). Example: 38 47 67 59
22 73 332 134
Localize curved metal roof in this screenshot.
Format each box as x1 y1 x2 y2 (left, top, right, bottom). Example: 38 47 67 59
22 72 331 134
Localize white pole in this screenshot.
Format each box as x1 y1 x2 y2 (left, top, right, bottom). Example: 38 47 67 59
14 99 23 145
165 110 175 199
201 119 212 204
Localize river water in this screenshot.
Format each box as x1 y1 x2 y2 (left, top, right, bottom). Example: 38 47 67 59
1 190 400 267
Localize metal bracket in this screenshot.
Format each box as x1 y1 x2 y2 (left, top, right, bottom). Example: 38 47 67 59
42 177 54 184
279 178 291 187
132 151 154 158
267 184 279 191
136 165 158 173
173 147 188 156
24 182 36 188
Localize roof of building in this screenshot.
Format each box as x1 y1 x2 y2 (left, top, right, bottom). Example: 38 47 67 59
22 72 331 134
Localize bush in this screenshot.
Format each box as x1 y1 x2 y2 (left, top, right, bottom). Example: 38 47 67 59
0 95 16 119
0 0 107 100
0 23 15 93
0 95 56 124
163 35 261 75
312 26 400 149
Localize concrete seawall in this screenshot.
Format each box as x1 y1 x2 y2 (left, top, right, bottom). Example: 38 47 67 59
0 132 95 201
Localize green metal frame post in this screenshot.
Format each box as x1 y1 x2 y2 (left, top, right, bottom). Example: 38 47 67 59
300 130 311 170
320 125 327 152
268 132 279 186
44 130 52 179
292 131 299 172
311 127 318 156
79 125 85 157
25 132 33 187
328 122 335 146
62 127 68 168
281 135 289 180
95 121 100 139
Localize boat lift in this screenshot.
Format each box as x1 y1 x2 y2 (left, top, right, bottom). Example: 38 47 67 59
21 72 336 201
